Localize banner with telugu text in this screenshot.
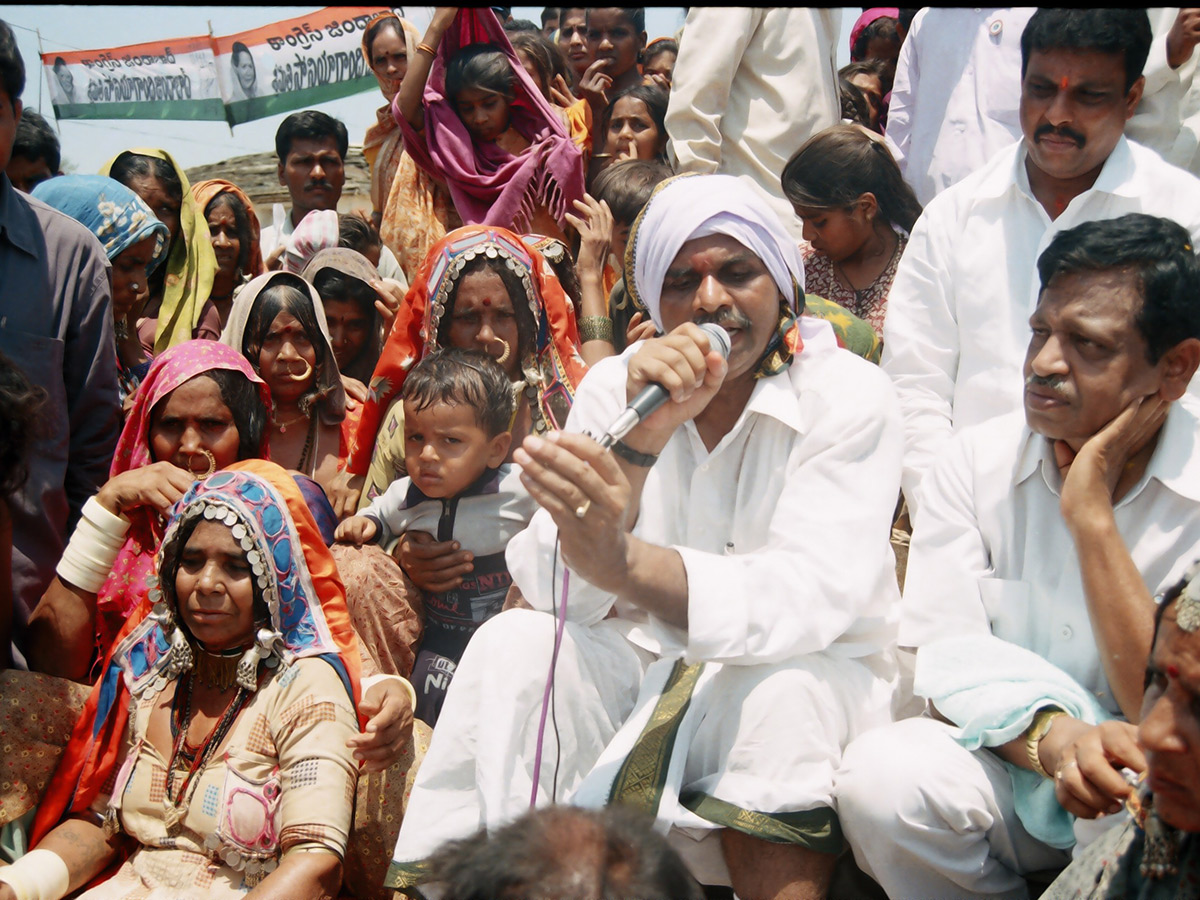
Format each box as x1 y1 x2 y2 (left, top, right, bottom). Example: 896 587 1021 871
213 6 389 126
40 7 426 126
41 35 225 121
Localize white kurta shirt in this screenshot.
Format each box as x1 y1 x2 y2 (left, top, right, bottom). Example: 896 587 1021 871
507 317 902 669
901 397 1200 716
884 8 1035 208
886 8 1196 207
664 7 840 244
881 136 1200 510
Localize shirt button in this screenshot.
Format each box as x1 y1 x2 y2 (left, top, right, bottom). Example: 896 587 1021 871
1060 625 1073 640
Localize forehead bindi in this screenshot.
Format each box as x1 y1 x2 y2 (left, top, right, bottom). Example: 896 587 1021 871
1026 49 1127 90
267 312 309 337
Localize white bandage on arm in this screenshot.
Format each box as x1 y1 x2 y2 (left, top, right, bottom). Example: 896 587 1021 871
55 496 131 593
0 848 72 900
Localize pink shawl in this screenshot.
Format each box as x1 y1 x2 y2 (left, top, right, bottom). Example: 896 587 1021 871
393 6 584 232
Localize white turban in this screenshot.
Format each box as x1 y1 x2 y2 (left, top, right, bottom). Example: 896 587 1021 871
628 174 806 329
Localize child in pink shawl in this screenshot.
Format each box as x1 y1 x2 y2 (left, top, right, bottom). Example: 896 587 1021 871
395 6 584 243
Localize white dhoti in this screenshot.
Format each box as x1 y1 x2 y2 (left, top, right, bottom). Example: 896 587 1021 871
387 608 894 890
836 717 1075 900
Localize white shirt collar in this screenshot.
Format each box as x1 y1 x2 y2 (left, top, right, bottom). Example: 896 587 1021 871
976 135 1139 204
1014 395 1200 503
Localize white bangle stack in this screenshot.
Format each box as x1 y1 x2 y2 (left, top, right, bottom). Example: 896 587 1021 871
0 848 71 900
55 496 131 593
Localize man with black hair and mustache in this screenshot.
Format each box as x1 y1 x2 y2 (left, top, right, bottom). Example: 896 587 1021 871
838 213 1200 898
261 109 348 267
881 8 1200 518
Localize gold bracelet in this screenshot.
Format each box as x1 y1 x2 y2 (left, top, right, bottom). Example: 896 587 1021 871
1024 707 1068 778
578 315 615 344
417 41 437 57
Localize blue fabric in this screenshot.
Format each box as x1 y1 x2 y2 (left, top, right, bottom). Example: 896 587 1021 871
914 634 1113 849
32 174 168 270
112 469 351 697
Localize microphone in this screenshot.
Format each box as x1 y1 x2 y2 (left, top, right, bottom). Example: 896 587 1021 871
597 322 732 449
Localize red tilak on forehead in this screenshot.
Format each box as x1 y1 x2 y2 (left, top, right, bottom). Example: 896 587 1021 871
1167 663 1181 679
482 298 491 307
1060 76 1069 90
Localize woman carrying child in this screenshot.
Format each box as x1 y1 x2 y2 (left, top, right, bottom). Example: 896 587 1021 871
337 349 536 725
333 225 586 678
395 6 584 243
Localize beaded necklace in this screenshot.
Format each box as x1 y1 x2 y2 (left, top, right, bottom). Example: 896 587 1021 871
163 671 252 832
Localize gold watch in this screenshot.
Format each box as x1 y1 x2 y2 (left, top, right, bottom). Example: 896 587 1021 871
1024 707 1068 778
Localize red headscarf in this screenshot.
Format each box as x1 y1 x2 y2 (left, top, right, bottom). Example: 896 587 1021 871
344 224 587 476
190 179 265 279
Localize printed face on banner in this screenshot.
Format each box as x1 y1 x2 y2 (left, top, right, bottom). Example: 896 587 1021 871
42 38 223 120
216 6 395 125
42 7 403 126
232 45 258 98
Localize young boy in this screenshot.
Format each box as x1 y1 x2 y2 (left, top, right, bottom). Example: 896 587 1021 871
336 348 535 725
573 159 671 354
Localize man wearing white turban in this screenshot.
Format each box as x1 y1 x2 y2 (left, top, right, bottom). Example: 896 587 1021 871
387 174 904 898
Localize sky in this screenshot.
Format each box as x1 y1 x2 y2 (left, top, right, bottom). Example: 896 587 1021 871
0 6 854 175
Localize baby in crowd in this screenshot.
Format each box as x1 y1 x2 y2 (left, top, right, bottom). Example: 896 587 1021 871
335 348 535 725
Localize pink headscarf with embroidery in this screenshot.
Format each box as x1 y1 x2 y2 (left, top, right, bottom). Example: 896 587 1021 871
394 6 584 232
93 340 270 661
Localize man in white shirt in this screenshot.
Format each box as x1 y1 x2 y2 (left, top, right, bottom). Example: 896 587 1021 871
838 213 1200 899
387 175 902 898
664 8 840 243
884 8 1036 207
883 8 1200 513
886 8 1197 208
259 109 347 264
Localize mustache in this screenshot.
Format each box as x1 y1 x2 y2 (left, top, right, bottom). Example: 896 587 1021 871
1025 372 1073 401
696 308 753 331
1034 123 1086 147
303 181 331 191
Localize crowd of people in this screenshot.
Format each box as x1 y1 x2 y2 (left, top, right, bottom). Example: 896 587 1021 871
2 5 1200 900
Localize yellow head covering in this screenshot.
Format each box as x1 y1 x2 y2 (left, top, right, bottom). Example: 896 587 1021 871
100 148 218 354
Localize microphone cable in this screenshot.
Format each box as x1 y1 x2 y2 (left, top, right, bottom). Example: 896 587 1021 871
529 534 569 807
